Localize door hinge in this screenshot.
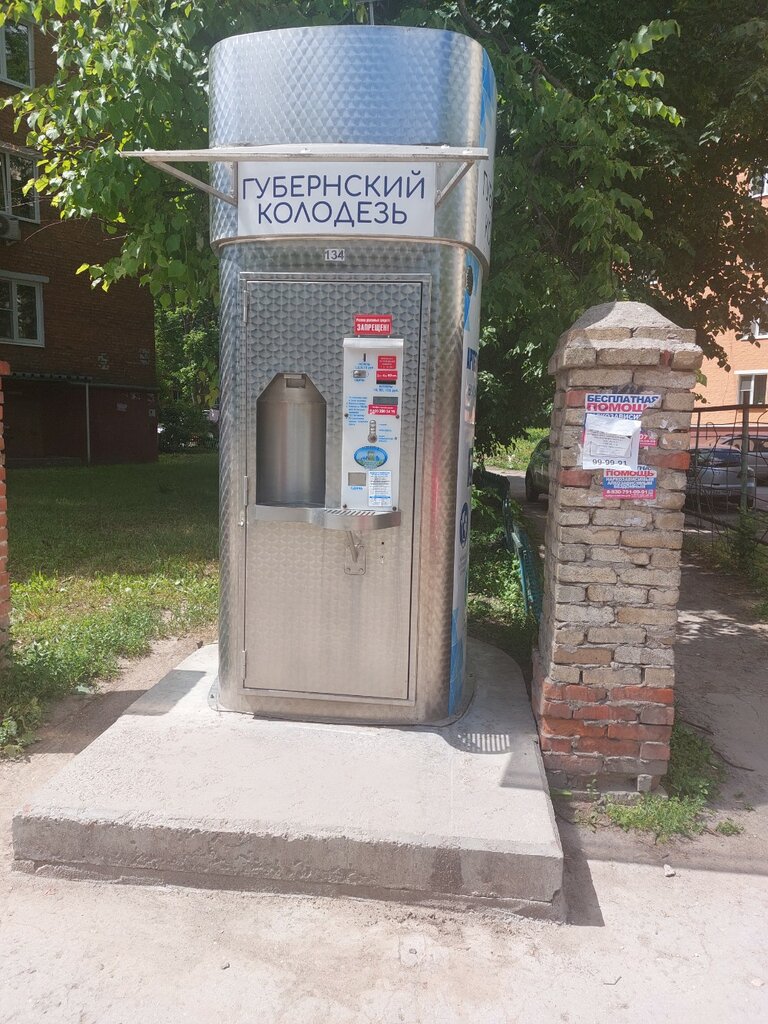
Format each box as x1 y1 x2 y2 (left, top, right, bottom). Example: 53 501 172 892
242 292 248 325
243 475 249 507
242 649 247 685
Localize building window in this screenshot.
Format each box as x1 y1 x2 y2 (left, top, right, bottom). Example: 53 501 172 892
0 22 33 87
737 372 768 405
0 274 44 347
738 300 768 341
0 147 38 221
740 319 768 341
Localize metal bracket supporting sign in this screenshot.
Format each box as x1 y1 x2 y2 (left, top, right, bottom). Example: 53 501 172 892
120 143 488 210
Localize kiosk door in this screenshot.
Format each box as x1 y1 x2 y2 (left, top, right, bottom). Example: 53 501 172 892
243 274 427 703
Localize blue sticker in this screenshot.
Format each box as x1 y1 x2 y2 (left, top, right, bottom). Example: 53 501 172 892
449 608 464 716
463 252 480 328
354 445 388 470
459 502 469 547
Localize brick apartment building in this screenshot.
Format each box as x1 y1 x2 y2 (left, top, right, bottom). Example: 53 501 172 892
697 178 768 410
0 21 157 465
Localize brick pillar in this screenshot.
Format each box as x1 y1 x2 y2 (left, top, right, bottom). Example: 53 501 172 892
531 302 702 792
0 361 9 661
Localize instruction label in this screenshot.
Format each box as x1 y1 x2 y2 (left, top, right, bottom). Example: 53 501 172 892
341 337 403 510
368 470 392 508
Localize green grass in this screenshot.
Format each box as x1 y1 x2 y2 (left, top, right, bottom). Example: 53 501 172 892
603 723 727 841
485 428 549 472
1 455 219 754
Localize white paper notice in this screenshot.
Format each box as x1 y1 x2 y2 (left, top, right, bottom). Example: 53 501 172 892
582 413 641 470
368 470 392 508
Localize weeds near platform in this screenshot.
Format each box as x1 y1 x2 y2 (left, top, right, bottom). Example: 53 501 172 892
603 724 727 841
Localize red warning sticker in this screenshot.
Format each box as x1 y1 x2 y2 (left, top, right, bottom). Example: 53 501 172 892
378 355 397 369
355 315 392 336
376 370 398 383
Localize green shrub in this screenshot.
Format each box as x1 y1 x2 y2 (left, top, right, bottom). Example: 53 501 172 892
158 401 217 452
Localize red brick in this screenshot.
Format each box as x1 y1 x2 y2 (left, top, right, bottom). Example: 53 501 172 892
565 389 590 407
654 451 690 470
541 700 573 719
541 681 566 701
559 468 594 487
576 737 640 757
611 685 674 704
607 723 672 741
564 685 607 702
541 752 603 775
571 705 614 720
640 706 675 725
640 741 671 760
539 736 573 753
539 719 607 738
573 705 638 722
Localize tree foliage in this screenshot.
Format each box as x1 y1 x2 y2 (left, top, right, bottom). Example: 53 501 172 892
3 0 768 448
155 300 219 407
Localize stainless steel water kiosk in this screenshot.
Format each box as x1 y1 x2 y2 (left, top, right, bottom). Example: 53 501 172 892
127 25 496 724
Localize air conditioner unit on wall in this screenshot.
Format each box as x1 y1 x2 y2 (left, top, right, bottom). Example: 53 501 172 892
0 213 21 241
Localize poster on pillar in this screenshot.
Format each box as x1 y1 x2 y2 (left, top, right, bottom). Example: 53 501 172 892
582 413 641 470
582 392 661 470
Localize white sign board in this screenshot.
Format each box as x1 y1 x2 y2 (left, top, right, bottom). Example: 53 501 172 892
238 161 436 239
582 392 662 471
340 337 403 512
582 413 641 470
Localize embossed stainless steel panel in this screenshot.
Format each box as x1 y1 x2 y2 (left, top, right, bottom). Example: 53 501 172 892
243 275 423 702
208 27 493 261
212 27 495 723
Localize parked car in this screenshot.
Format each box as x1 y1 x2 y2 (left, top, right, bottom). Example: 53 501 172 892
525 436 551 502
686 447 756 508
717 435 768 483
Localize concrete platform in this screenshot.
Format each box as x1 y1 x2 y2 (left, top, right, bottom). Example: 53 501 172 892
12 640 564 918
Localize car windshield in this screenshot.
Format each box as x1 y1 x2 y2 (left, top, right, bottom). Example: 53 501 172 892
720 436 768 452
691 448 741 467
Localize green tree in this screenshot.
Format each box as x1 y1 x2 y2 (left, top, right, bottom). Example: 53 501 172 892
3 0 767 448
155 301 219 407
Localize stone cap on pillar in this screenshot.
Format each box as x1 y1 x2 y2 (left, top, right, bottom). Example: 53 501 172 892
548 301 702 376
